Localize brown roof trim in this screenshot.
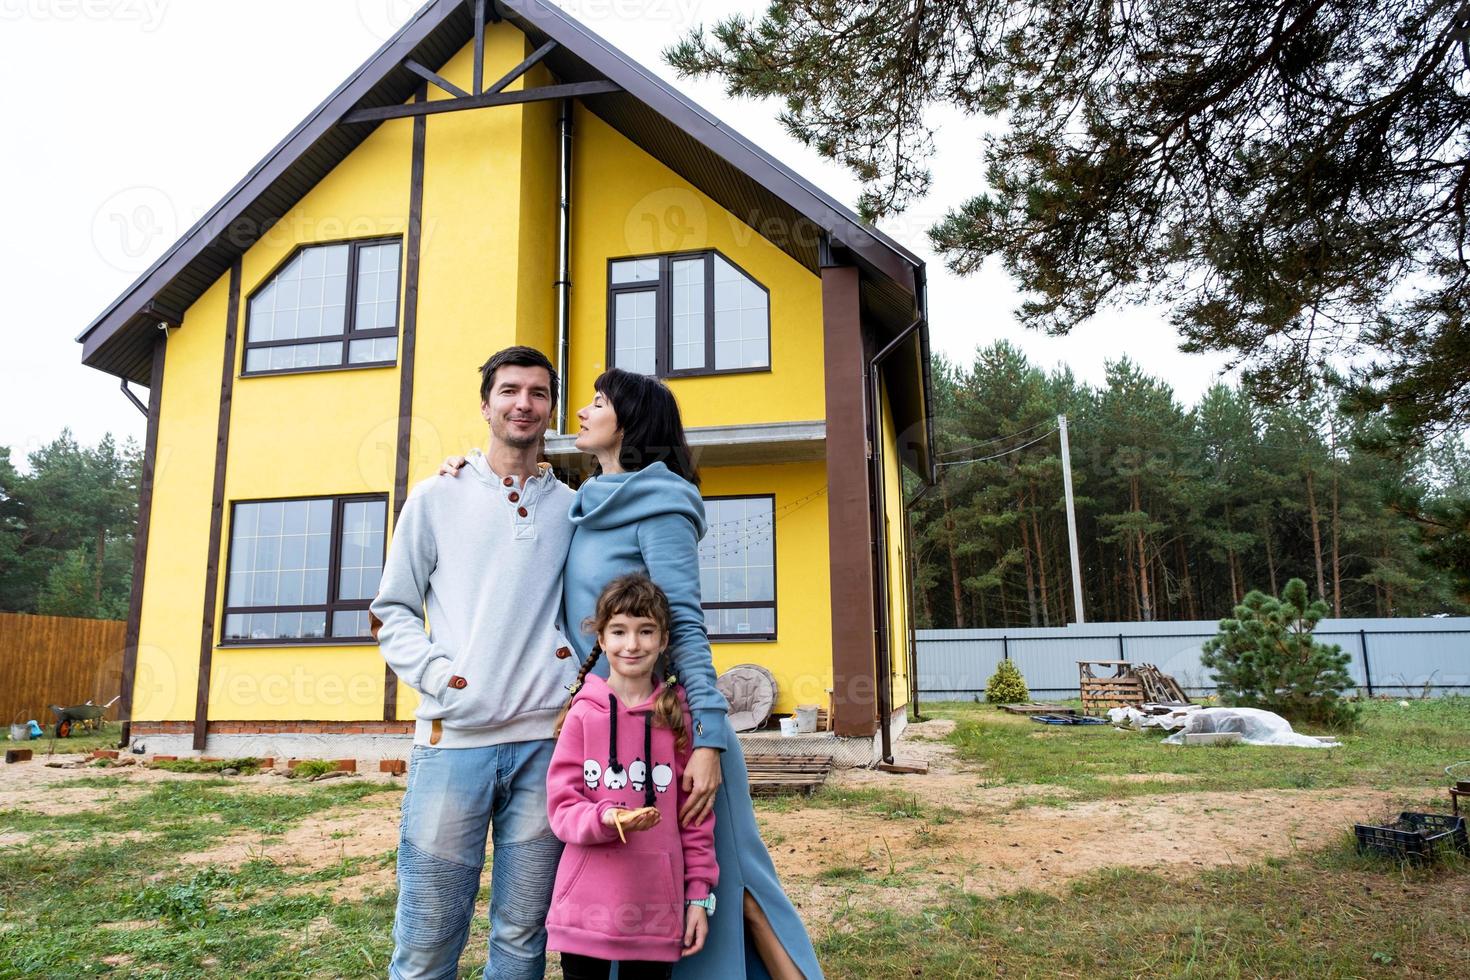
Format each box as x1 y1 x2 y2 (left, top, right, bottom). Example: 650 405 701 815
77 0 925 383
78 0 459 358
498 0 922 289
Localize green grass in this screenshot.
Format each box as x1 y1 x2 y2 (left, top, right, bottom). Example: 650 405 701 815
150 758 262 776
2 697 1466 977
0 776 405 979
816 840 1470 977
929 696 1470 801
286 760 340 780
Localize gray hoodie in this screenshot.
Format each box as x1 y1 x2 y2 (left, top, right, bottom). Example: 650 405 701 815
371 452 578 748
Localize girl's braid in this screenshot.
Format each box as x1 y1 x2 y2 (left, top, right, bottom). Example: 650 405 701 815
552 645 604 740
652 652 689 752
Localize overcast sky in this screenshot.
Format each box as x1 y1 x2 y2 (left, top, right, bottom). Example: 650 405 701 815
0 0 1233 465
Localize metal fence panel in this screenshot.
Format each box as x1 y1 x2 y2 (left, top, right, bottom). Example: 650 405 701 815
916 619 1470 700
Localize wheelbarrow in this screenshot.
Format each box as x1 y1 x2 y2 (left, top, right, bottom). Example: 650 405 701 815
48 696 121 738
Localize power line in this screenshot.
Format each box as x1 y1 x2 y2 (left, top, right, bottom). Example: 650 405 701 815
937 428 1059 469
936 418 1055 458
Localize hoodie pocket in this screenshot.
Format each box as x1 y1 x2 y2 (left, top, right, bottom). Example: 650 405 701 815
552 846 681 942
430 628 579 729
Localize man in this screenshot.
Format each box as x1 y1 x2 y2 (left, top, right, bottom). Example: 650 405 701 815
372 346 578 980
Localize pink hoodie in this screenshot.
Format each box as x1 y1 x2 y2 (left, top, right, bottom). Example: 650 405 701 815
545 673 718 962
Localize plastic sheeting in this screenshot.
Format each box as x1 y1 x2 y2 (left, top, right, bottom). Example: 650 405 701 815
1108 704 1201 731
1159 707 1339 748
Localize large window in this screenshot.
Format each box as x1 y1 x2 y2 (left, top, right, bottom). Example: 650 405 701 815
607 251 770 378
221 495 387 643
242 238 402 375
698 495 775 640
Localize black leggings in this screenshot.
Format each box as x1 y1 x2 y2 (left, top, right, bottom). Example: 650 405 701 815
559 952 673 980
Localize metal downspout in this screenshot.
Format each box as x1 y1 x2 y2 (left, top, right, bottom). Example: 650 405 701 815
868 316 924 765
903 481 935 722
554 98 573 432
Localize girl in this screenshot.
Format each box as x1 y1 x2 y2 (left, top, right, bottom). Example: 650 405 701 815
545 573 718 980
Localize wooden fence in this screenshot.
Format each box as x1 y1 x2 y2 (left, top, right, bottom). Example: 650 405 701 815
0 613 126 728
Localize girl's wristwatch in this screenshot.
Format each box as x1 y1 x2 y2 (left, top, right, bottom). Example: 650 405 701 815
685 895 716 916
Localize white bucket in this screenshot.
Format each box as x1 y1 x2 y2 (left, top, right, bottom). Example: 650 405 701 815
778 716 798 737
795 704 818 734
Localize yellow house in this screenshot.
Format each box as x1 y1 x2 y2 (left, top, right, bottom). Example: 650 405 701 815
78 0 934 763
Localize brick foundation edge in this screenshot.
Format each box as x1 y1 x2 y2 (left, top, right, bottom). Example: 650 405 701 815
131 721 414 736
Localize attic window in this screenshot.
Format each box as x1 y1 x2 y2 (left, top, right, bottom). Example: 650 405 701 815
607 251 771 378
242 238 402 375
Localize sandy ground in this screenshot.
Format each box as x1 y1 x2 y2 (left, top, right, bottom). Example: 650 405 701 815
0 725 1426 918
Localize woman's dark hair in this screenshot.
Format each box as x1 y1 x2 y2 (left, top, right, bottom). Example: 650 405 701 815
593 368 700 486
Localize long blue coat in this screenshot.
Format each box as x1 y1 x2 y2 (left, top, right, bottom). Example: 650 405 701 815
562 463 823 978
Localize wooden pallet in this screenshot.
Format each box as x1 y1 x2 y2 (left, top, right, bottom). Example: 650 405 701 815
1078 660 1190 715
1000 703 1079 716
1133 664 1190 704
1078 660 1145 715
745 754 833 796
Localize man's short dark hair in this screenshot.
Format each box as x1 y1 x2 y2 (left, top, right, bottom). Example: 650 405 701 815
478 346 558 407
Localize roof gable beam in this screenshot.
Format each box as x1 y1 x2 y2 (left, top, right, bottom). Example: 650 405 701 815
404 58 469 99
342 36 622 125
342 78 619 124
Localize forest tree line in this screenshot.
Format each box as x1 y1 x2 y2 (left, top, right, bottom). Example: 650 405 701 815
905 343 1470 629
4 358 1467 631
0 432 140 620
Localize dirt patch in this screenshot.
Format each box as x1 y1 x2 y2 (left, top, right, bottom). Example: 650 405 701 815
763 782 1415 909
5 720 1432 927
759 717 1415 910
98 920 158 931
1095 772 1197 784
181 801 401 870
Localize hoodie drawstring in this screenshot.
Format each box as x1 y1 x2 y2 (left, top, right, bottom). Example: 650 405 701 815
606 693 625 780
642 713 655 808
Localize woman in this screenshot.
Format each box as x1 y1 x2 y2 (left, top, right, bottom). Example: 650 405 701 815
445 369 820 978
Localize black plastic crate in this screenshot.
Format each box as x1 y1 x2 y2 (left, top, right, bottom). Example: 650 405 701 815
1354 812 1469 861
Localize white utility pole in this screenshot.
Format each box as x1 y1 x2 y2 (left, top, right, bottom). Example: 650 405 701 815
1058 414 1086 624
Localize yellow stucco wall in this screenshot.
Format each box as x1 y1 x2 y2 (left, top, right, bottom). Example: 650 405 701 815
881 386 911 714
132 276 229 720
132 26 869 727
700 461 832 717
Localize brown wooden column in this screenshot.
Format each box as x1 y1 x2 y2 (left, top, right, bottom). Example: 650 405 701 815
193 260 242 752
822 265 878 737
117 335 167 748
385 85 428 722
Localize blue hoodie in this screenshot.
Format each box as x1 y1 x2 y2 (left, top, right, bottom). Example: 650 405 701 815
562 462 729 751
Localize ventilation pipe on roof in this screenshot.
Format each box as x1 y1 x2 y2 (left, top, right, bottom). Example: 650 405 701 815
554 98 573 432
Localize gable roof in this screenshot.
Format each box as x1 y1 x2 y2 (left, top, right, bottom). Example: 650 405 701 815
77 0 925 386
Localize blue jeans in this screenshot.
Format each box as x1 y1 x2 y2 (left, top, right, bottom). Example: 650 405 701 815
390 739 563 980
